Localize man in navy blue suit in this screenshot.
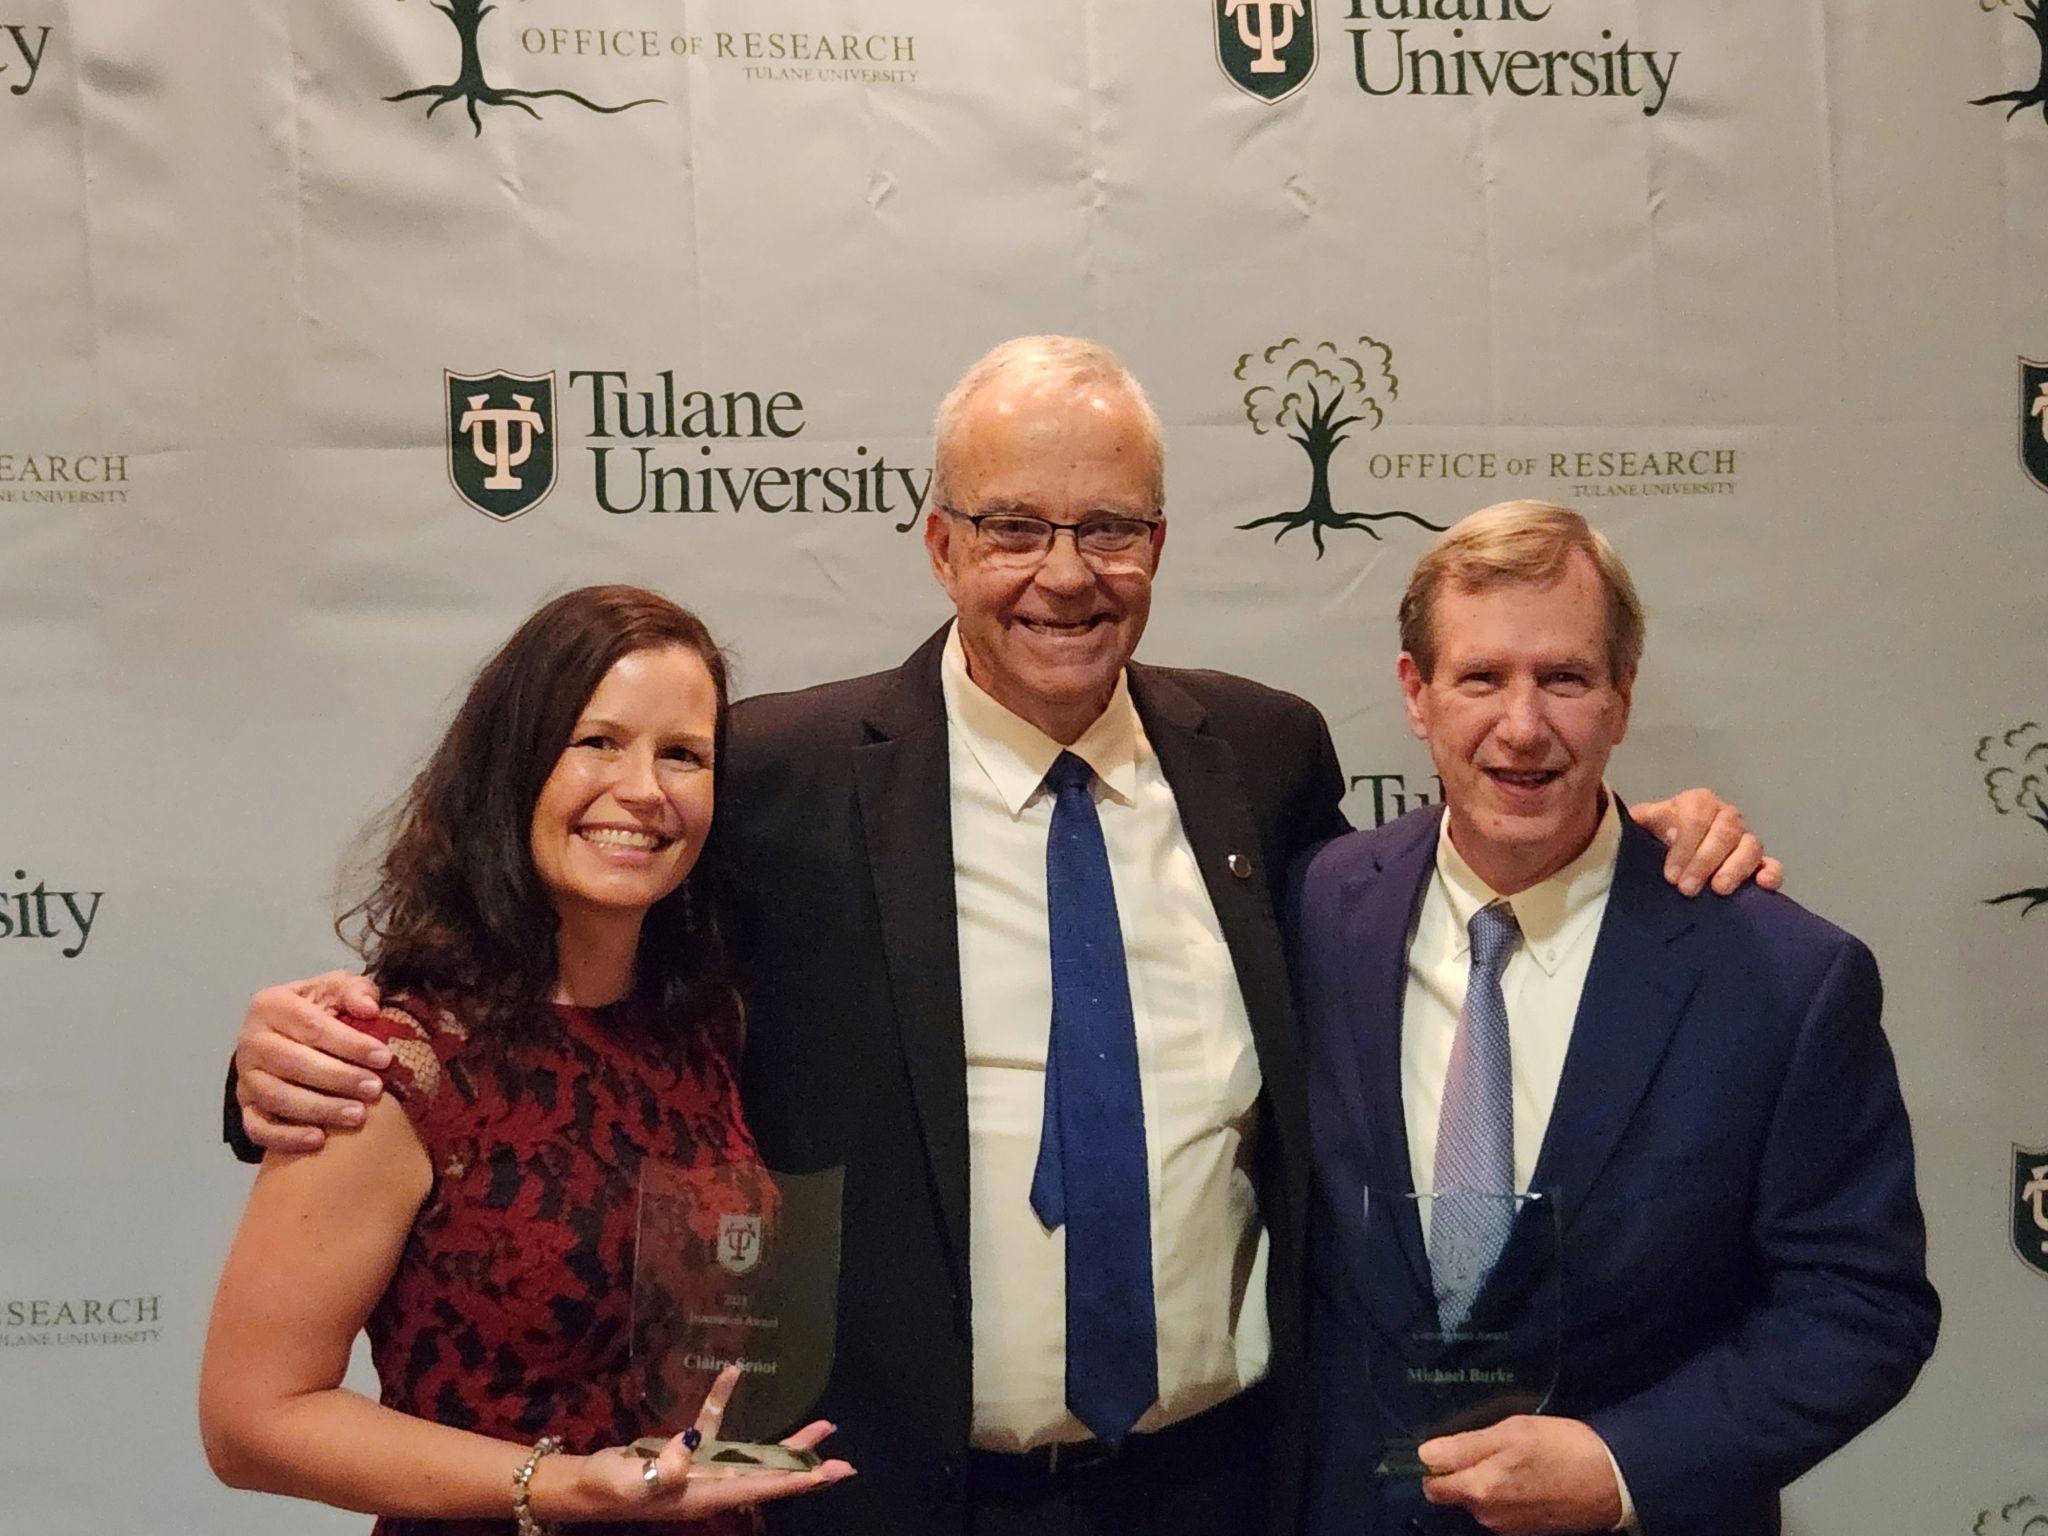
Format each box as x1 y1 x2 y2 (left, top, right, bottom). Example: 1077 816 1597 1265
1291 501 1937 1536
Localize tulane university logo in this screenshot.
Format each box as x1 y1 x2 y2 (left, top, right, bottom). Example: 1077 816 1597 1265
1216 0 1317 103
2015 1148 2048 1281
717 1213 763 1276
446 370 556 521
1975 722 2048 915
2020 359 2048 493
1233 336 1446 558
1976 1 2048 124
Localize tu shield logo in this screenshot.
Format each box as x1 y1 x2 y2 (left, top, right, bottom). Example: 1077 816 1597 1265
2013 1147 2048 1280
717 1213 763 1276
446 370 556 521
2020 359 2048 493
1216 0 1317 104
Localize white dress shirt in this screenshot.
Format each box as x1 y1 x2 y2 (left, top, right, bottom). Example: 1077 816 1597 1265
940 627 1269 1450
1401 797 1622 1216
1400 794 1638 1529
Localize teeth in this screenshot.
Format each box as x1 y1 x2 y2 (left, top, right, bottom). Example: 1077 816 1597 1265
581 828 663 850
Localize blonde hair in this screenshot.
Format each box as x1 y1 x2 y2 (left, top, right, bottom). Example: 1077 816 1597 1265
931 335 1165 513
1398 500 1645 681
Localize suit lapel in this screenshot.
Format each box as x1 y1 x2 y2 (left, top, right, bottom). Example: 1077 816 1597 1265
1338 813 1441 1294
1530 815 1703 1235
851 628 973 1306
1130 667 1302 1091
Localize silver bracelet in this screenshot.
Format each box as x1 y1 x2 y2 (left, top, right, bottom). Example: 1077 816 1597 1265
512 1434 565 1536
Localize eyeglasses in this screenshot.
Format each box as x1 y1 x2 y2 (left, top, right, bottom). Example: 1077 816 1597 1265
943 506 1163 567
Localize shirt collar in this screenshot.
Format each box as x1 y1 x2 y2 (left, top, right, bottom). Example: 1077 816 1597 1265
1433 791 1623 976
940 623 1140 815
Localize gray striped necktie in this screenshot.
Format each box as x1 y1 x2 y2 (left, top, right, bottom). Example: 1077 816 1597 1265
1429 899 1522 1328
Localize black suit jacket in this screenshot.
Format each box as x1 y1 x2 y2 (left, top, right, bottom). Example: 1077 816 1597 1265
716 625 1348 1536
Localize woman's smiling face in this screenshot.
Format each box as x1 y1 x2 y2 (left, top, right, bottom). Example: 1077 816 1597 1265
528 645 719 924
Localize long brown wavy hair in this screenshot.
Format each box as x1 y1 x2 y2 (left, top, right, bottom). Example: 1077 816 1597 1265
338 586 737 1052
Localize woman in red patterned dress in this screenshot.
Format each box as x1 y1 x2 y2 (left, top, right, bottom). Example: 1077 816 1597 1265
200 587 852 1534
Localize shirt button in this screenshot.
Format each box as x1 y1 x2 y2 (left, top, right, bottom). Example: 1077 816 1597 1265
1227 853 1253 879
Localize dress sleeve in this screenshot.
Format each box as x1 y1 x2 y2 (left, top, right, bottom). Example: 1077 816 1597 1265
354 996 462 1129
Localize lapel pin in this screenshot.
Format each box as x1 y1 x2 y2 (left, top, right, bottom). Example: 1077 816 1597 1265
1227 853 1253 880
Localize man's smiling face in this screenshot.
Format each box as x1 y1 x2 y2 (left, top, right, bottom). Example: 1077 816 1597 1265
1399 550 1633 895
924 376 1164 745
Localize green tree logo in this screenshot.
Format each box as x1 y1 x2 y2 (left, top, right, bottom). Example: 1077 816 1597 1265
1973 0 2048 123
1233 337 1447 558
1972 1495 2048 1536
1977 722 2048 914
387 0 659 136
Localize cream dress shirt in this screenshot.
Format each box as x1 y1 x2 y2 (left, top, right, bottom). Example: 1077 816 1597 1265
940 628 1269 1451
1400 794 1637 1528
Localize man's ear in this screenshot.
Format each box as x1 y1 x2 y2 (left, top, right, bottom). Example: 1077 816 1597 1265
924 509 956 592
1397 653 1431 742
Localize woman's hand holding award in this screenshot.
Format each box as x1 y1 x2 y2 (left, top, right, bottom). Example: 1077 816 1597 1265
629 1157 844 1472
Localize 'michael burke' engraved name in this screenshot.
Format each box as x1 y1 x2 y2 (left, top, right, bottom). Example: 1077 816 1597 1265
1349 23 1679 117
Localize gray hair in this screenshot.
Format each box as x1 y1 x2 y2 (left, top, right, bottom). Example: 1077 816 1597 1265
931 335 1166 513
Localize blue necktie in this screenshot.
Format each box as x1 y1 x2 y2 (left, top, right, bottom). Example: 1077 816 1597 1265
1029 750 1158 1444
1429 900 1521 1329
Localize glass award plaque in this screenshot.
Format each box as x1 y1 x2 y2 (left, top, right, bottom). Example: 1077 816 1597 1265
628 1157 843 1467
1362 1187 1560 1479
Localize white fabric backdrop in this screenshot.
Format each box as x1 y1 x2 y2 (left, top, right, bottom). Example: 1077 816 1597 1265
3 1 2044 1530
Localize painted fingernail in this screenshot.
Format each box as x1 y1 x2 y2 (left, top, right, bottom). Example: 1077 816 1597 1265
682 1428 702 1452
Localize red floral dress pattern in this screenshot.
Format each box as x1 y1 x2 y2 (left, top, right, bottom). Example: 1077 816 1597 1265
359 994 758 1536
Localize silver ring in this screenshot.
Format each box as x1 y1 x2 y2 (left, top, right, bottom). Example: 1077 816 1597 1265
642 1459 663 1490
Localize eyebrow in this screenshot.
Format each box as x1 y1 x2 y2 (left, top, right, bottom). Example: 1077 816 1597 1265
1452 654 1603 674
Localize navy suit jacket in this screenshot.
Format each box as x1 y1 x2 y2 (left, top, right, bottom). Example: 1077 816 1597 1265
1292 807 1937 1536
